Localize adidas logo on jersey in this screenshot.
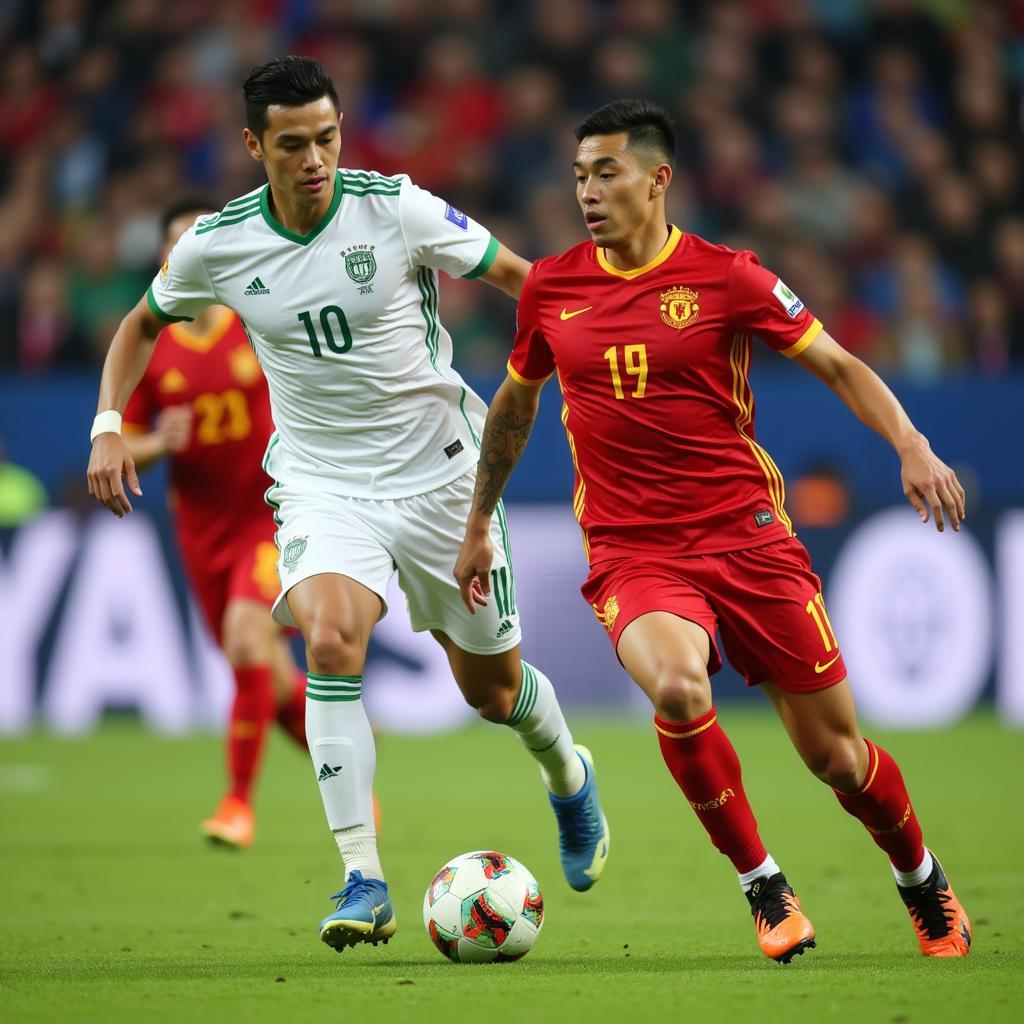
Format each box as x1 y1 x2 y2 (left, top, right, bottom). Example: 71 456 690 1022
243 276 270 296
496 618 515 639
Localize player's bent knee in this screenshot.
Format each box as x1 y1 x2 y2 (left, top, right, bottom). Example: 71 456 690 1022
456 675 518 723
806 740 865 792
221 606 275 667
223 634 265 667
475 687 518 724
651 670 711 722
306 624 364 676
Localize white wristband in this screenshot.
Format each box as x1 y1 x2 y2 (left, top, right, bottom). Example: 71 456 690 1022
90 410 123 442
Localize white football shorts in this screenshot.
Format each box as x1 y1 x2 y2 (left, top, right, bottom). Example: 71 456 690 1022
268 468 522 655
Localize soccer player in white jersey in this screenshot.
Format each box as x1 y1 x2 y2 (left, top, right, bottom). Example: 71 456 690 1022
86 55 609 952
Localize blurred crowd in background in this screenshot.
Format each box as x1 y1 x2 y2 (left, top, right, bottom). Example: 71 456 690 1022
1 0 1022 381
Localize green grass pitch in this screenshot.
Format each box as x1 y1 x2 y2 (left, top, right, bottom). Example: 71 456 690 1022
1 710 1020 1023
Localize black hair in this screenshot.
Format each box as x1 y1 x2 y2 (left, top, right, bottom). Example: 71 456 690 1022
243 55 340 138
575 98 676 167
161 197 217 235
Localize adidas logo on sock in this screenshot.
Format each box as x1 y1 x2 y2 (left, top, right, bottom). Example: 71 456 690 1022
495 618 514 639
244 276 270 296
318 763 343 781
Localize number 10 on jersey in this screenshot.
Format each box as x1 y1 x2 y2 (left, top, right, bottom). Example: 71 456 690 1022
299 305 353 358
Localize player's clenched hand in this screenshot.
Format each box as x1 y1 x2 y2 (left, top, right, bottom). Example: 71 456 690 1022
156 404 193 453
454 529 494 614
899 439 966 533
87 433 142 518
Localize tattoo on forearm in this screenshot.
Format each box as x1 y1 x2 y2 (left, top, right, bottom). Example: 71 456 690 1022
475 408 534 514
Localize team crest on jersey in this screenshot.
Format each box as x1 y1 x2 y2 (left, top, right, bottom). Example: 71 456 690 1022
344 245 377 285
282 536 308 571
659 287 700 330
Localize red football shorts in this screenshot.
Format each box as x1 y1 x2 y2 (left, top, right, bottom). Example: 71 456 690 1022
180 527 281 642
581 537 847 693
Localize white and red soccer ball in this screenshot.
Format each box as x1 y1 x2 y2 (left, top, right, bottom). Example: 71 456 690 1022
422 850 544 963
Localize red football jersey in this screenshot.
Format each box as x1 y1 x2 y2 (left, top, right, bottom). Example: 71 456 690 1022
124 309 275 561
508 227 823 564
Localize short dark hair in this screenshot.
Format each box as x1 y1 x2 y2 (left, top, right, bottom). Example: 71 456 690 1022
243 55 340 138
161 197 216 235
575 98 676 167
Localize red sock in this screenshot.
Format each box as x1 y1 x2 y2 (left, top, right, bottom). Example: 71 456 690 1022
227 665 276 804
833 739 925 872
276 669 307 748
654 707 767 873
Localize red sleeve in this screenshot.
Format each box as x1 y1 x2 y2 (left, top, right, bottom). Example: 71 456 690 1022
122 376 153 432
727 250 823 357
507 264 555 385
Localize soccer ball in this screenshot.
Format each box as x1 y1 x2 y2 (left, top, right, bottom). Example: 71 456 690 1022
422 850 544 963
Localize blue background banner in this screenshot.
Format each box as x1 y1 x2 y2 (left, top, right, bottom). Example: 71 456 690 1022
3 369 1024 507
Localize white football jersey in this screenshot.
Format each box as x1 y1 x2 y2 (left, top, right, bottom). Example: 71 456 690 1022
147 169 499 498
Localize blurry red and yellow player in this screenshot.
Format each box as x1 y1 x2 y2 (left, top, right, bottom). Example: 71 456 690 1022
123 199 307 849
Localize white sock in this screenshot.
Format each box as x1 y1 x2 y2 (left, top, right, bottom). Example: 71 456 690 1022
892 849 933 888
505 661 585 798
738 853 781 892
306 673 381 875
334 826 383 881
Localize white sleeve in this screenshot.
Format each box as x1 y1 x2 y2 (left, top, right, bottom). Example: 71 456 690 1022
146 225 217 323
398 178 498 279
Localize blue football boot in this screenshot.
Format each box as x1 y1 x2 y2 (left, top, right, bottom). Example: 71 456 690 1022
319 870 397 951
548 744 610 892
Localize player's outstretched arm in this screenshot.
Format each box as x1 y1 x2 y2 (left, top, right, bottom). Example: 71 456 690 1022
478 244 532 300
86 297 166 518
794 328 966 532
455 374 543 612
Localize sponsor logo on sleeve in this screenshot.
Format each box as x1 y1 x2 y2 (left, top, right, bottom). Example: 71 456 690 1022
444 203 468 229
772 278 805 318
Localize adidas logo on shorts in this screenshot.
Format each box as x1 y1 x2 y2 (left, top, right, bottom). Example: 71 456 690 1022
495 618 515 639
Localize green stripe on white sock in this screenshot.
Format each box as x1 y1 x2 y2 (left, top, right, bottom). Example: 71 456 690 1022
507 662 538 726
307 674 362 702
501 662 584 797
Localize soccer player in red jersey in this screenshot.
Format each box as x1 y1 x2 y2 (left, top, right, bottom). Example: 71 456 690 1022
456 99 971 962
123 200 308 849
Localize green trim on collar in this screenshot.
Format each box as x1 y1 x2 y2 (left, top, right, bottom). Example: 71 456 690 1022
259 171 344 245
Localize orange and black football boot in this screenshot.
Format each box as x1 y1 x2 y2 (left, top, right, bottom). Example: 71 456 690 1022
746 872 816 963
897 852 971 957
